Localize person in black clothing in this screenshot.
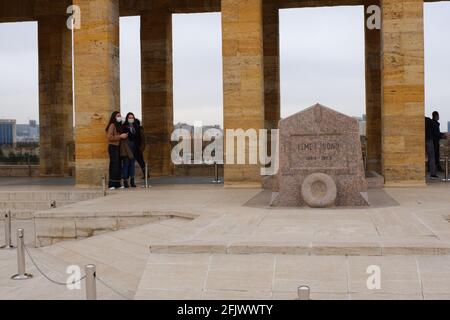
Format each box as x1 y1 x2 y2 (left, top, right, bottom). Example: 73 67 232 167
432 111 446 171
121 113 139 188
105 111 128 189
134 118 148 179
425 117 437 179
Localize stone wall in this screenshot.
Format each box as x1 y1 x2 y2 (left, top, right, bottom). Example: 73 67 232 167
0 165 40 177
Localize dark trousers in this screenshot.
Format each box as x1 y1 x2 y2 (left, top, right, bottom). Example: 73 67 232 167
426 140 437 176
121 158 136 180
434 140 441 169
108 145 121 188
134 151 147 176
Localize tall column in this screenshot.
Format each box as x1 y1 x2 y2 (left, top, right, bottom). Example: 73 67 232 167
381 0 425 186
222 0 265 186
141 4 174 177
263 1 280 131
364 4 382 174
38 15 74 177
73 0 120 187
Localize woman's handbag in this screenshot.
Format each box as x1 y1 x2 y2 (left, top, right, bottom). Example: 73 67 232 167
120 140 134 160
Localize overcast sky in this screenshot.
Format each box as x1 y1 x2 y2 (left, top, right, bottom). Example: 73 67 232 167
0 3 449 131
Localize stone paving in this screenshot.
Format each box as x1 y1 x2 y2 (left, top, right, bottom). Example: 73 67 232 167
135 253 450 300
1 180 450 299
24 183 450 256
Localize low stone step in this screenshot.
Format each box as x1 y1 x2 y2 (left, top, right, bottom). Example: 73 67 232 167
0 200 76 211
0 191 103 202
38 229 156 299
0 209 35 220
147 240 450 256
34 208 196 247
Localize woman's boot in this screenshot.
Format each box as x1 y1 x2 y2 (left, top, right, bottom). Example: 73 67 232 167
123 179 130 189
130 178 137 188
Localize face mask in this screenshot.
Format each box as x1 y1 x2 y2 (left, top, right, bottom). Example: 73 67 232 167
116 117 122 123
128 119 135 124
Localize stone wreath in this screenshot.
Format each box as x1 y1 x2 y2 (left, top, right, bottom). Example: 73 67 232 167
301 173 337 208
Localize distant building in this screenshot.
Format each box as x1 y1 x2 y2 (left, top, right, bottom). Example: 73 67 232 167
448 121 450 133
16 120 40 142
173 123 222 135
0 119 16 146
353 115 366 137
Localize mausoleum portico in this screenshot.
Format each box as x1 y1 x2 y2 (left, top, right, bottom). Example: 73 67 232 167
0 0 430 187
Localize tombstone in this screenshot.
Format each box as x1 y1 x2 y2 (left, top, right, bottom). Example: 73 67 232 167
271 103 368 208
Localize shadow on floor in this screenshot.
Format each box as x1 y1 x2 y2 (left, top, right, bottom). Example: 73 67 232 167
244 188 399 209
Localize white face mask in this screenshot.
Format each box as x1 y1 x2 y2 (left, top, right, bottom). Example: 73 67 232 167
128 119 135 124
116 117 122 123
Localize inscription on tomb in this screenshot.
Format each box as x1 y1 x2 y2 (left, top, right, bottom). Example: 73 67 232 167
289 135 347 169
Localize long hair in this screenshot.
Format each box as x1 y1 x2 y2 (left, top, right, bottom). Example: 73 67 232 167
105 111 122 133
125 112 135 125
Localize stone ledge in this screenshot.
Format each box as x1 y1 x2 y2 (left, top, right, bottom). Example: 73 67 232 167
34 210 198 248
34 209 199 219
0 165 40 177
366 171 385 189
0 190 103 201
148 241 450 256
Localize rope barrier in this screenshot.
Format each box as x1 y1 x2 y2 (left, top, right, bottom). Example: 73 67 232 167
24 245 86 286
25 245 130 299
96 276 131 300
9 228 131 299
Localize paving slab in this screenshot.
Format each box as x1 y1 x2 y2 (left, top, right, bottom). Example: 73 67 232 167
2 182 450 299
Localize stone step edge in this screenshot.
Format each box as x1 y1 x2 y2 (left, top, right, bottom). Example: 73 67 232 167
148 242 450 256
0 201 76 205
0 190 103 194
33 210 199 219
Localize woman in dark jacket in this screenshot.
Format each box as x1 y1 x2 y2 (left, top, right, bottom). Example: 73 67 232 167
121 112 140 188
106 111 128 189
134 118 147 178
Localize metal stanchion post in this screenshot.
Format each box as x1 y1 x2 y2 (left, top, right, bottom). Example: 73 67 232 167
212 162 222 184
444 157 449 182
142 163 151 189
85 264 97 300
102 175 107 196
145 163 148 188
1 211 13 249
297 286 310 300
11 229 33 280
447 157 450 182
27 155 31 177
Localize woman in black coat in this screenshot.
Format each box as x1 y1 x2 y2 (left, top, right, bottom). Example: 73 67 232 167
121 112 140 188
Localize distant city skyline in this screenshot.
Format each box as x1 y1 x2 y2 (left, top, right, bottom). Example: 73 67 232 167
0 4 449 131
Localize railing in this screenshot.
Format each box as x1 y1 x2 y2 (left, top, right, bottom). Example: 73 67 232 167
212 161 222 184
0 211 13 249
297 286 311 300
443 157 450 182
2 227 131 300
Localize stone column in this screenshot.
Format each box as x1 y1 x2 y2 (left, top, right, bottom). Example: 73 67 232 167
263 1 280 131
222 0 265 186
380 0 425 186
38 15 74 177
73 0 120 187
140 4 174 177
364 4 382 174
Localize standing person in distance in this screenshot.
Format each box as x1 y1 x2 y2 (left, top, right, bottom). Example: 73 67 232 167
134 118 148 179
106 111 128 190
121 113 139 188
432 111 446 172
